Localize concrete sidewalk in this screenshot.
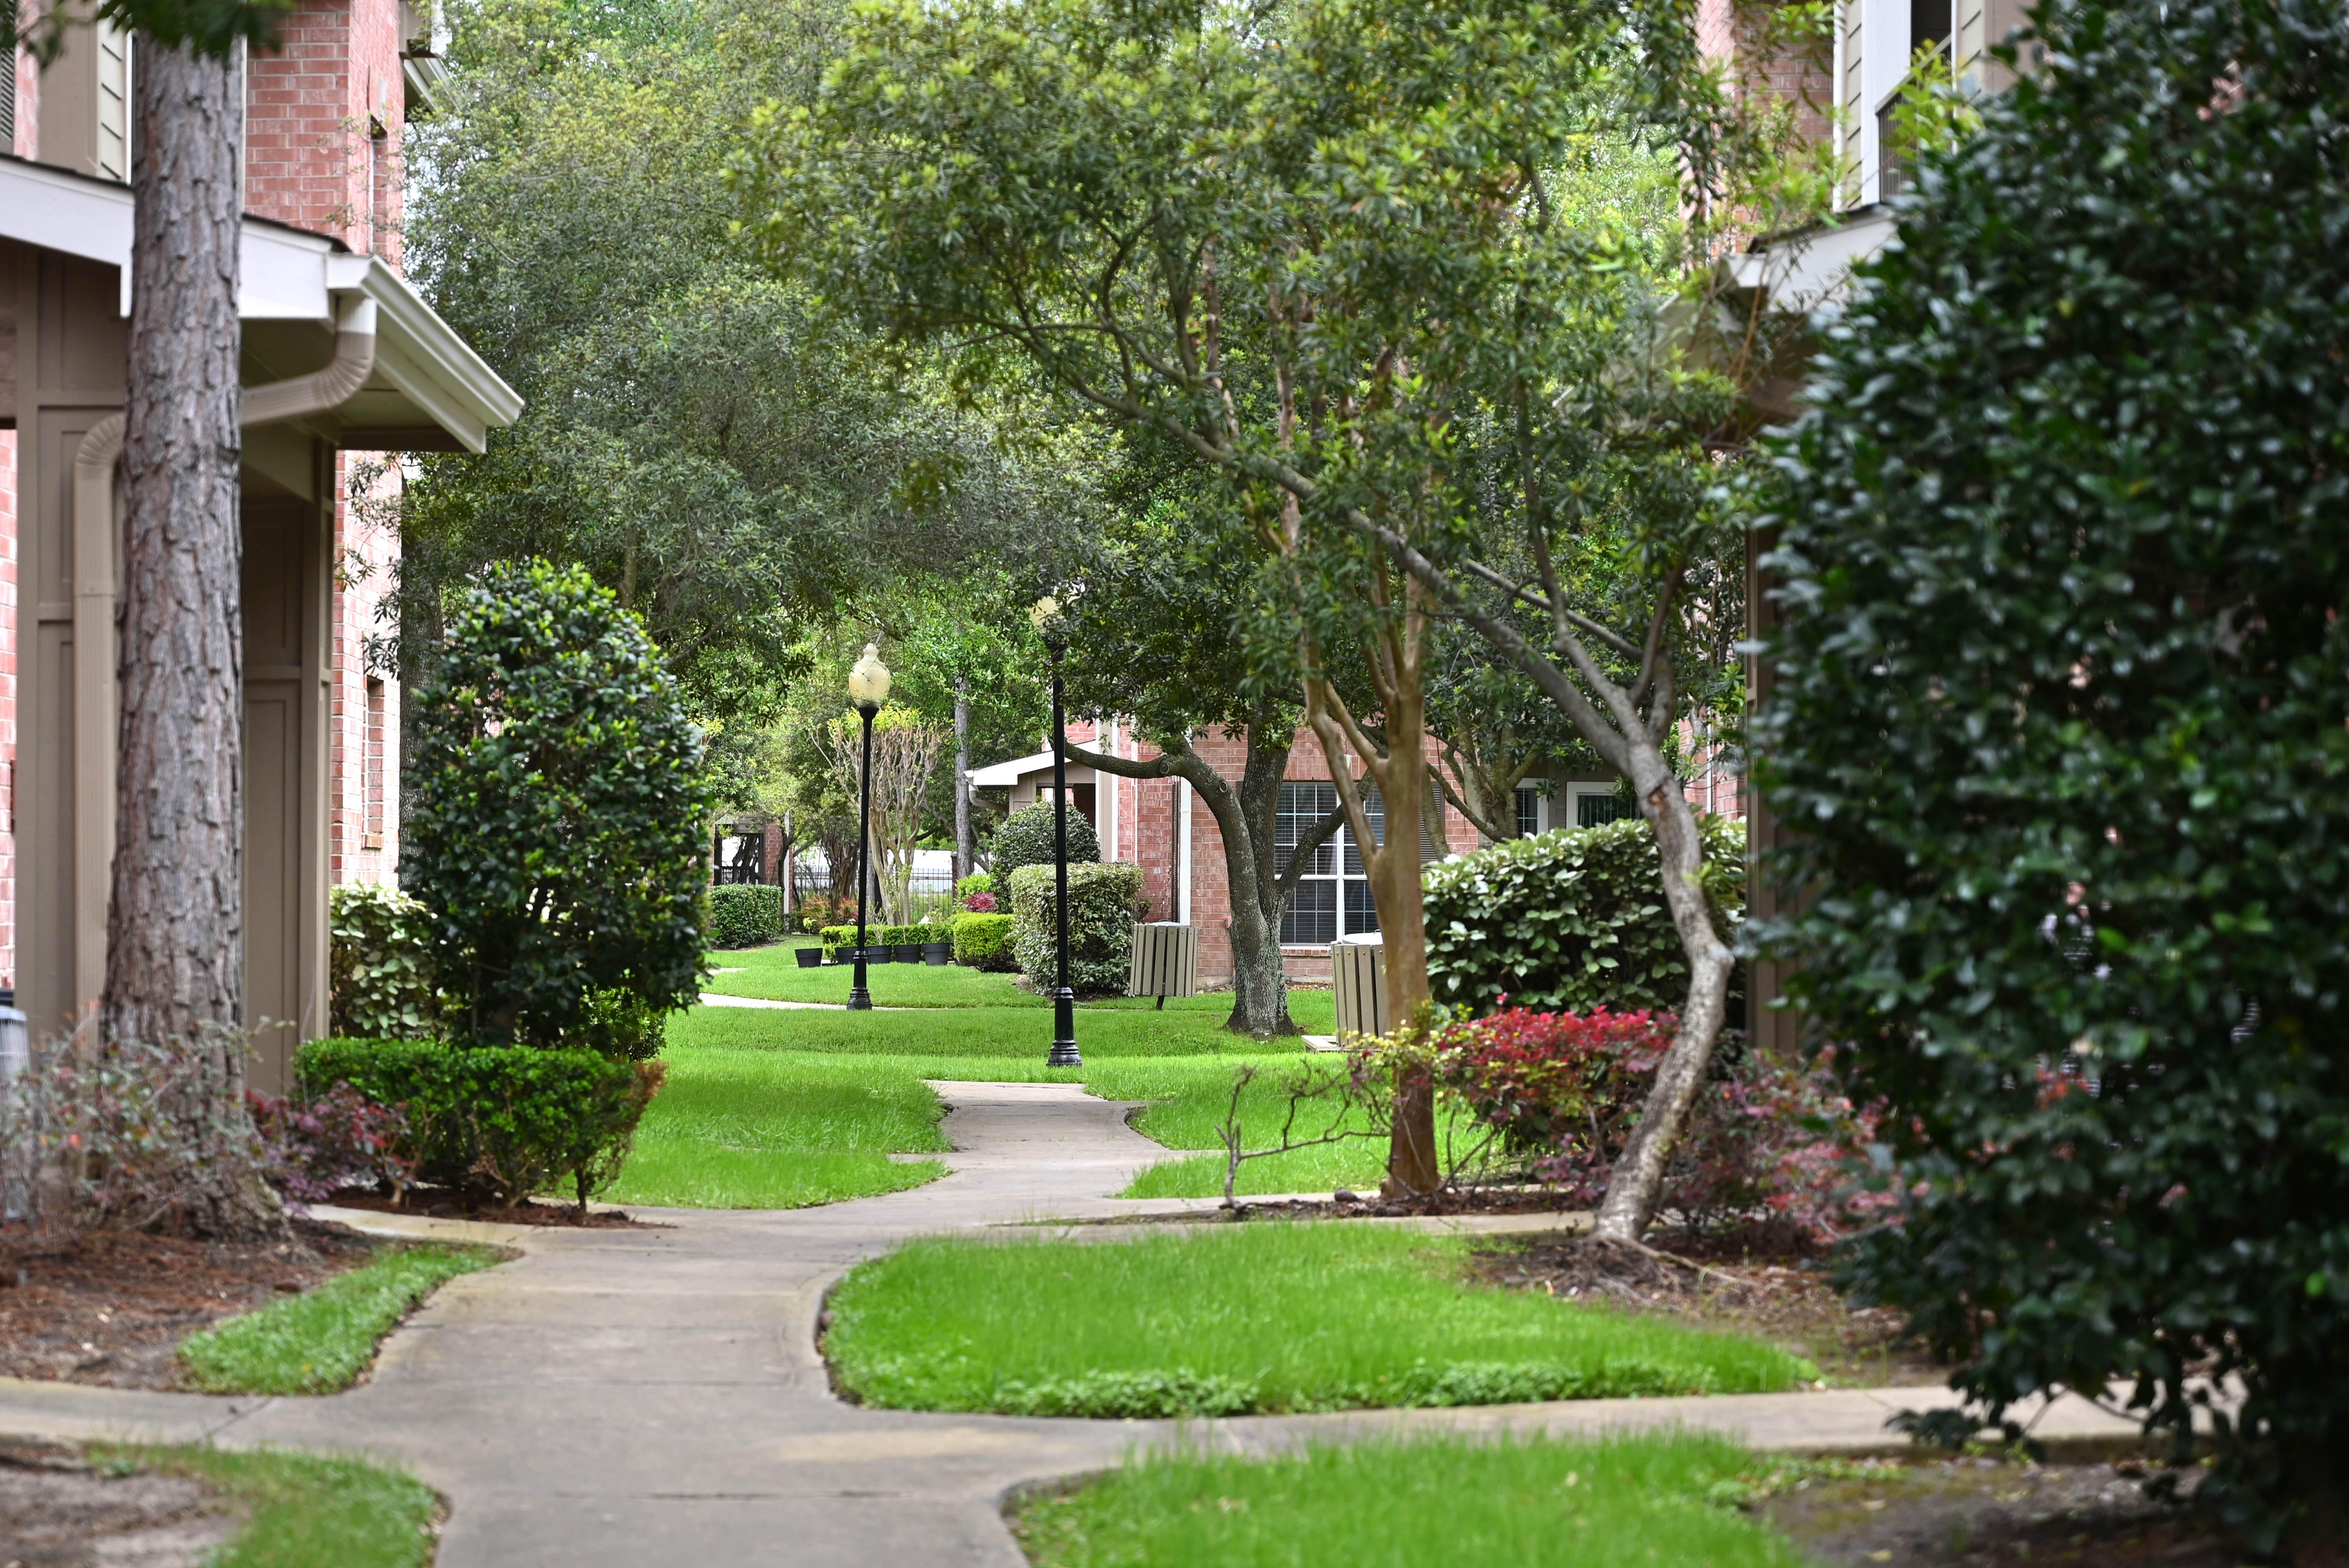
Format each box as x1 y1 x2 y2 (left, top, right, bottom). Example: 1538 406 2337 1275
0 1082 2144 1567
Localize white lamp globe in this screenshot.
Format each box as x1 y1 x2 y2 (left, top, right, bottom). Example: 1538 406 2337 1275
848 643 892 712
1028 595 1060 634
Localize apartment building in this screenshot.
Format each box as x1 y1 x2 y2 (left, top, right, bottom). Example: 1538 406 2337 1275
0 1 517 1084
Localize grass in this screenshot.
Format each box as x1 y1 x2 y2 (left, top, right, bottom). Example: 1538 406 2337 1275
603 1049 950 1208
101 1443 440 1568
1012 1432 1805 1568
610 989 1370 1209
178 1244 501 1395
824 1224 1818 1416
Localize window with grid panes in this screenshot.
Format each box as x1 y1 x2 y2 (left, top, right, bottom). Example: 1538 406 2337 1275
1514 784 1541 837
1276 782 1383 943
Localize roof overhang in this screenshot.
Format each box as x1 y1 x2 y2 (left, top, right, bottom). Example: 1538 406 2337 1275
967 749 1066 788
1727 206 1900 319
0 153 521 453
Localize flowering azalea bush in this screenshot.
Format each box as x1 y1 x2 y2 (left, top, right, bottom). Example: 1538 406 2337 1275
1433 1005 1880 1240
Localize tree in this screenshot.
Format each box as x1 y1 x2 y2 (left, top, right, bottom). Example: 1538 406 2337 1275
1055 473 1346 1037
1753 0 2349 1538
408 561 711 1051
5 0 298 1239
744 0 1698 1193
809 700 950 923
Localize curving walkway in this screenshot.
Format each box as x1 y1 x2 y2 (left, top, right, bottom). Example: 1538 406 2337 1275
0 1083 2144 1567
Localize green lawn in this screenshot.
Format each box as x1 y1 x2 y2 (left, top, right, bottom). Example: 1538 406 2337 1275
104 1444 440 1568
824 1224 1817 1416
178 1245 501 1395
1012 1433 1804 1568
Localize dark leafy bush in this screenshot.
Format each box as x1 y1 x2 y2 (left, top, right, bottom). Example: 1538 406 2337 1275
298 1039 663 1209
1751 0 2349 1531
987 800 1099 880
1422 818 1745 1015
328 884 439 1040
249 1083 412 1206
706 885 784 950
406 560 711 1049
794 894 835 932
952 912 1016 971
1007 862 1141 994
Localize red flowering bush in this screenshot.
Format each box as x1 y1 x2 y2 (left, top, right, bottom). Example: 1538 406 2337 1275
1435 1005 1882 1240
961 891 998 913
248 1081 413 1208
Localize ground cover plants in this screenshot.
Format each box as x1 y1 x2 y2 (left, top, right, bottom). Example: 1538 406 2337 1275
823 1224 1816 1417
104 1443 439 1568
1011 1433 1804 1568
176 1244 501 1395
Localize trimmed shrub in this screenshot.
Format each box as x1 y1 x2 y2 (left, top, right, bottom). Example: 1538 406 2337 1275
706 885 784 950
987 800 1099 880
328 884 439 1040
1422 818 1744 1016
298 1039 663 1208
1751 0 2349 1530
406 559 710 1048
1007 862 1141 995
879 923 927 946
955 872 994 901
952 912 1016 971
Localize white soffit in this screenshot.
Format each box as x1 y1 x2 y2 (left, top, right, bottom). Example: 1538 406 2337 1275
1729 207 1900 318
0 154 521 452
967 750 1060 787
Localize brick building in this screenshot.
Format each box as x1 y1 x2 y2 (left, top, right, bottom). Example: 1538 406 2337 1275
0 0 516 1082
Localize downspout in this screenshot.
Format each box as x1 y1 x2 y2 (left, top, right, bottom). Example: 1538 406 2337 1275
68 295 378 1012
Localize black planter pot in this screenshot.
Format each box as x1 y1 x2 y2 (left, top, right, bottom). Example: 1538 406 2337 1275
795 947 823 969
894 943 925 963
863 946 895 964
923 942 951 966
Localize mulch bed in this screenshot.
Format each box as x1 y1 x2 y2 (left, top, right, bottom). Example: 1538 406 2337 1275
0 1441 244 1568
1467 1228 1944 1385
1760 1456 2349 1567
322 1187 659 1228
0 1219 378 1390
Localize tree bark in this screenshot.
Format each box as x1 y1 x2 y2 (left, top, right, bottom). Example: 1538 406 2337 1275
105 37 283 1241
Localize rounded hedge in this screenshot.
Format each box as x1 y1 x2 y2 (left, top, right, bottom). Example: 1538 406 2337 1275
1007 862 1140 995
1752 0 2349 1530
1423 818 1745 1017
987 799 1099 880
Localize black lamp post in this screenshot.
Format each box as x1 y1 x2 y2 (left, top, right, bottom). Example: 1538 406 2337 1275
1032 595 1081 1067
846 642 891 1012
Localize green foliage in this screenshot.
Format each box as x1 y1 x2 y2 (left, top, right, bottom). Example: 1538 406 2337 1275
878 923 930 946
178 1245 500 1394
1007 862 1141 994
298 1039 663 1207
1011 1433 1803 1568
954 872 994 900
1424 818 1744 1014
106 1444 440 1568
987 800 1099 881
823 1226 1814 1415
951 912 1016 971
706 885 784 950
1750 0 2349 1531
407 559 711 1048
328 884 440 1040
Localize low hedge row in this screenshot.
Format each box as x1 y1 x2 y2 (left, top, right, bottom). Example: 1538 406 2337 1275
952 912 1015 970
706 885 784 949
1007 862 1142 994
298 1039 663 1208
818 922 951 959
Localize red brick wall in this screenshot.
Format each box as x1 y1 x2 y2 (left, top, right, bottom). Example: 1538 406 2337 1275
244 0 406 261
1698 0 1837 154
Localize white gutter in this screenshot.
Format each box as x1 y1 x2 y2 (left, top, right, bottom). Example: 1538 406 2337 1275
67 295 382 1002
1177 774 1192 927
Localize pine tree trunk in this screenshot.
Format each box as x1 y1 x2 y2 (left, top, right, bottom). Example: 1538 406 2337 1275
105 38 283 1241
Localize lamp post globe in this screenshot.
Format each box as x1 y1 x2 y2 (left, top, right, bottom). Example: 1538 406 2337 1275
1031 597 1081 1068
847 642 891 1012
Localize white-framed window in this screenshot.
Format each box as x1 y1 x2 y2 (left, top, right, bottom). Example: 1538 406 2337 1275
1276 782 1383 944
1567 782 1634 829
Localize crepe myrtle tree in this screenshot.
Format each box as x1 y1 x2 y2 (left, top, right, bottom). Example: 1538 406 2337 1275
744 0 1712 1196
408 560 712 1052
1753 0 2349 1540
